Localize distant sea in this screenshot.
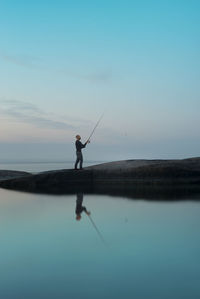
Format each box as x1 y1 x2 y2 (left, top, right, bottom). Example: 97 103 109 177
0 160 105 173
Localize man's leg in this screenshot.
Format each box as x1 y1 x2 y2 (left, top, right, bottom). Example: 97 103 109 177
79 152 83 169
74 153 80 169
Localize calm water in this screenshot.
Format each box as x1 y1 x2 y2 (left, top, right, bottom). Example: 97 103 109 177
0 188 200 299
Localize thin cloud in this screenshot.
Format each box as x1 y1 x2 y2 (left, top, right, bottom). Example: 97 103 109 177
1 53 112 83
1 54 38 68
0 99 75 130
59 69 112 83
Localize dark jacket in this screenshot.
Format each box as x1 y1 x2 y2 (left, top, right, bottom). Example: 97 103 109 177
75 140 87 152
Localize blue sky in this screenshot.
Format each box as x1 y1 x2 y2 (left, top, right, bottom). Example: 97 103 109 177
0 0 199 161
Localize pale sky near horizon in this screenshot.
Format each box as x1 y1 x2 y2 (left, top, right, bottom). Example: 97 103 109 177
0 0 199 161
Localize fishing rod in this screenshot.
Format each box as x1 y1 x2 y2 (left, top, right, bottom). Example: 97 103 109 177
87 214 107 246
87 113 104 142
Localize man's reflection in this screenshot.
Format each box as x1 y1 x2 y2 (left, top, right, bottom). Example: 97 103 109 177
76 193 91 221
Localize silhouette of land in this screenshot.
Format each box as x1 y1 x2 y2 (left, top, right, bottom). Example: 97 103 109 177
0 157 200 199
0 170 30 181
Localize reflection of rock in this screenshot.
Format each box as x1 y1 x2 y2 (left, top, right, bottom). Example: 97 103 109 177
0 170 30 181
0 158 200 198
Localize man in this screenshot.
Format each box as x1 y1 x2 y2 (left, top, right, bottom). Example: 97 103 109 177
75 193 91 221
74 135 89 170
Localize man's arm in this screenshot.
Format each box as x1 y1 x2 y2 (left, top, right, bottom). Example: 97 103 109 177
83 207 91 215
81 142 86 148
81 140 89 148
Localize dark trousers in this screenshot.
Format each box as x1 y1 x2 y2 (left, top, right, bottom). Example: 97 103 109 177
75 151 83 169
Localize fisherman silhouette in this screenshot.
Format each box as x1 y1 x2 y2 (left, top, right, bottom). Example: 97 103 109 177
75 193 91 221
74 135 89 170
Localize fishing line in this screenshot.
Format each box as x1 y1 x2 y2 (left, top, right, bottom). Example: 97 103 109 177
87 113 104 142
87 214 107 246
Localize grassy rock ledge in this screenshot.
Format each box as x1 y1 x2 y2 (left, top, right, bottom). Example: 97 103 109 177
0 158 200 197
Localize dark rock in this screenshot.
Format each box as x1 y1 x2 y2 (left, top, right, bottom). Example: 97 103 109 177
0 158 200 197
0 170 30 181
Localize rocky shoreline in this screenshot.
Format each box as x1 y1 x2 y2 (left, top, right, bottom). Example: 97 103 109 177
0 170 30 181
0 158 200 197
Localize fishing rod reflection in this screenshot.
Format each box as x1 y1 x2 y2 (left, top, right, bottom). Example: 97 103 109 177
75 193 91 221
75 193 107 245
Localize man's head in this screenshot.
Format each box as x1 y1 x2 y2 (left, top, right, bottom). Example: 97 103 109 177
76 214 81 221
76 135 81 140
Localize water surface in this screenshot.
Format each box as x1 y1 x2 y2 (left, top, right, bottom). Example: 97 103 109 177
0 188 200 299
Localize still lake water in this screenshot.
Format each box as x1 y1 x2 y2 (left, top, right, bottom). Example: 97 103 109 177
0 187 200 299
